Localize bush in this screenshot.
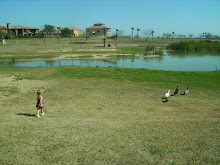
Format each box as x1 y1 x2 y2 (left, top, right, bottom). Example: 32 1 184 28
167 41 220 52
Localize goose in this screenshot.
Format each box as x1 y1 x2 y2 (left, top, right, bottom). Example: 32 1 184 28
165 90 170 101
174 86 178 95
184 87 189 94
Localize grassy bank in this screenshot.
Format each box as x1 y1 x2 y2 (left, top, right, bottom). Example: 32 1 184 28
0 66 219 164
167 40 220 52
0 38 203 61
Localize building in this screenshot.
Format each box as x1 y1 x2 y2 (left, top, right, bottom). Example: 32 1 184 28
65 27 83 36
86 23 111 37
39 27 83 37
1 23 39 37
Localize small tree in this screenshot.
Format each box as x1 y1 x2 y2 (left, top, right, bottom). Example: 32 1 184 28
205 33 213 39
60 28 73 37
43 24 55 39
188 34 193 39
143 29 154 41
0 28 6 39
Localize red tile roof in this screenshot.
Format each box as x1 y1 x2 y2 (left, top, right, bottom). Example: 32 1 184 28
86 25 111 29
65 27 83 31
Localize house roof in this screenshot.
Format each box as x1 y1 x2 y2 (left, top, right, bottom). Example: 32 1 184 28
65 27 83 31
6 25 39 30
86 25 111 29
0 26 7 28
94 22 105 25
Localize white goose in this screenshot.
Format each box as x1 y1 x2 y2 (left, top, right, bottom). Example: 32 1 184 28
165 90 170 101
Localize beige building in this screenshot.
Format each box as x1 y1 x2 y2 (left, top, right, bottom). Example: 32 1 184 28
66 27 83 36
86 23 111 37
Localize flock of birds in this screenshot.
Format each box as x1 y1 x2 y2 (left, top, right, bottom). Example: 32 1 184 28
163 86 189 102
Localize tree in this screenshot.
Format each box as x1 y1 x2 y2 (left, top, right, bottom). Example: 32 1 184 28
57 27 60 42
164 33 172 39
143 29 154 41
151 30 155 41
136 29 140 38
205 33 213 39
116 29 125 37
60 28 73 37
172 32 175 41
103 29 108 47
0 28 6 39
202 32 207 39
131 27 135 40
43 24 55 39
213 35 220 39
115 29 119 47
188 34 193 38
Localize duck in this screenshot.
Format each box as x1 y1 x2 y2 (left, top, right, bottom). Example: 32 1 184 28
174 86 178 95
165 90 170 101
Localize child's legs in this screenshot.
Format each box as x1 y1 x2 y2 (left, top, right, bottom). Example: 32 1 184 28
37 109 40 115
41 108 44 113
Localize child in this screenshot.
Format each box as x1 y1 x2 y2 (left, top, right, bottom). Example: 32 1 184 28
36 89 45 118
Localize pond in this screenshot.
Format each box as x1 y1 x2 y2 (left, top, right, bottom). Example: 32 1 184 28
0 51 220 71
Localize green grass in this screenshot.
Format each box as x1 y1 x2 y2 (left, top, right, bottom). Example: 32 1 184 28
0 66 220 164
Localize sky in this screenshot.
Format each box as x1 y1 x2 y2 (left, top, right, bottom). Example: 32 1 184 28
0 0 220 37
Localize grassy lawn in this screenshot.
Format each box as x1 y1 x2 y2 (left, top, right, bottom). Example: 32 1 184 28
0 66 219 164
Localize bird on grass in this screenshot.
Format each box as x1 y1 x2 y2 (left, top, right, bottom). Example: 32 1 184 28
165 90 170 101
181 87 189 95
174 86 178 95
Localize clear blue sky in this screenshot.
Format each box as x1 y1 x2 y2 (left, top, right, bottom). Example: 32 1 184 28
0 0 220 37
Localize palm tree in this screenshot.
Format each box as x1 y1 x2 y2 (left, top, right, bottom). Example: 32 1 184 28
152 30 155 41
43 24 55 40
131 27 134 40
57 27 60 43
103 29 108 47
163 33 165 41
137 29 140 38
172 32 175 42
116 29 119 47
203 32 207 39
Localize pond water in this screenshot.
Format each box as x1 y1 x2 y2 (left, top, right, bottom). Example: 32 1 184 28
1 51 220 71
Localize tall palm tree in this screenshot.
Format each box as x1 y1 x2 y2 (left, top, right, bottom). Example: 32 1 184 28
57 27 60 43
163 33 165 41
116 29 119 48
172 32 175 42
131 27 134 40
103 29 108 47
152 30 155 41
137 29 140 38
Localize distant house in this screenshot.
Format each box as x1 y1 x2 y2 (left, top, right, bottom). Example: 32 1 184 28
65 27 83 36
1 23 39 37
39 27 83 37
86 23 111 37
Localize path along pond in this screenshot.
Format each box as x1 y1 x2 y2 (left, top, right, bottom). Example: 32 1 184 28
1 51 220 71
